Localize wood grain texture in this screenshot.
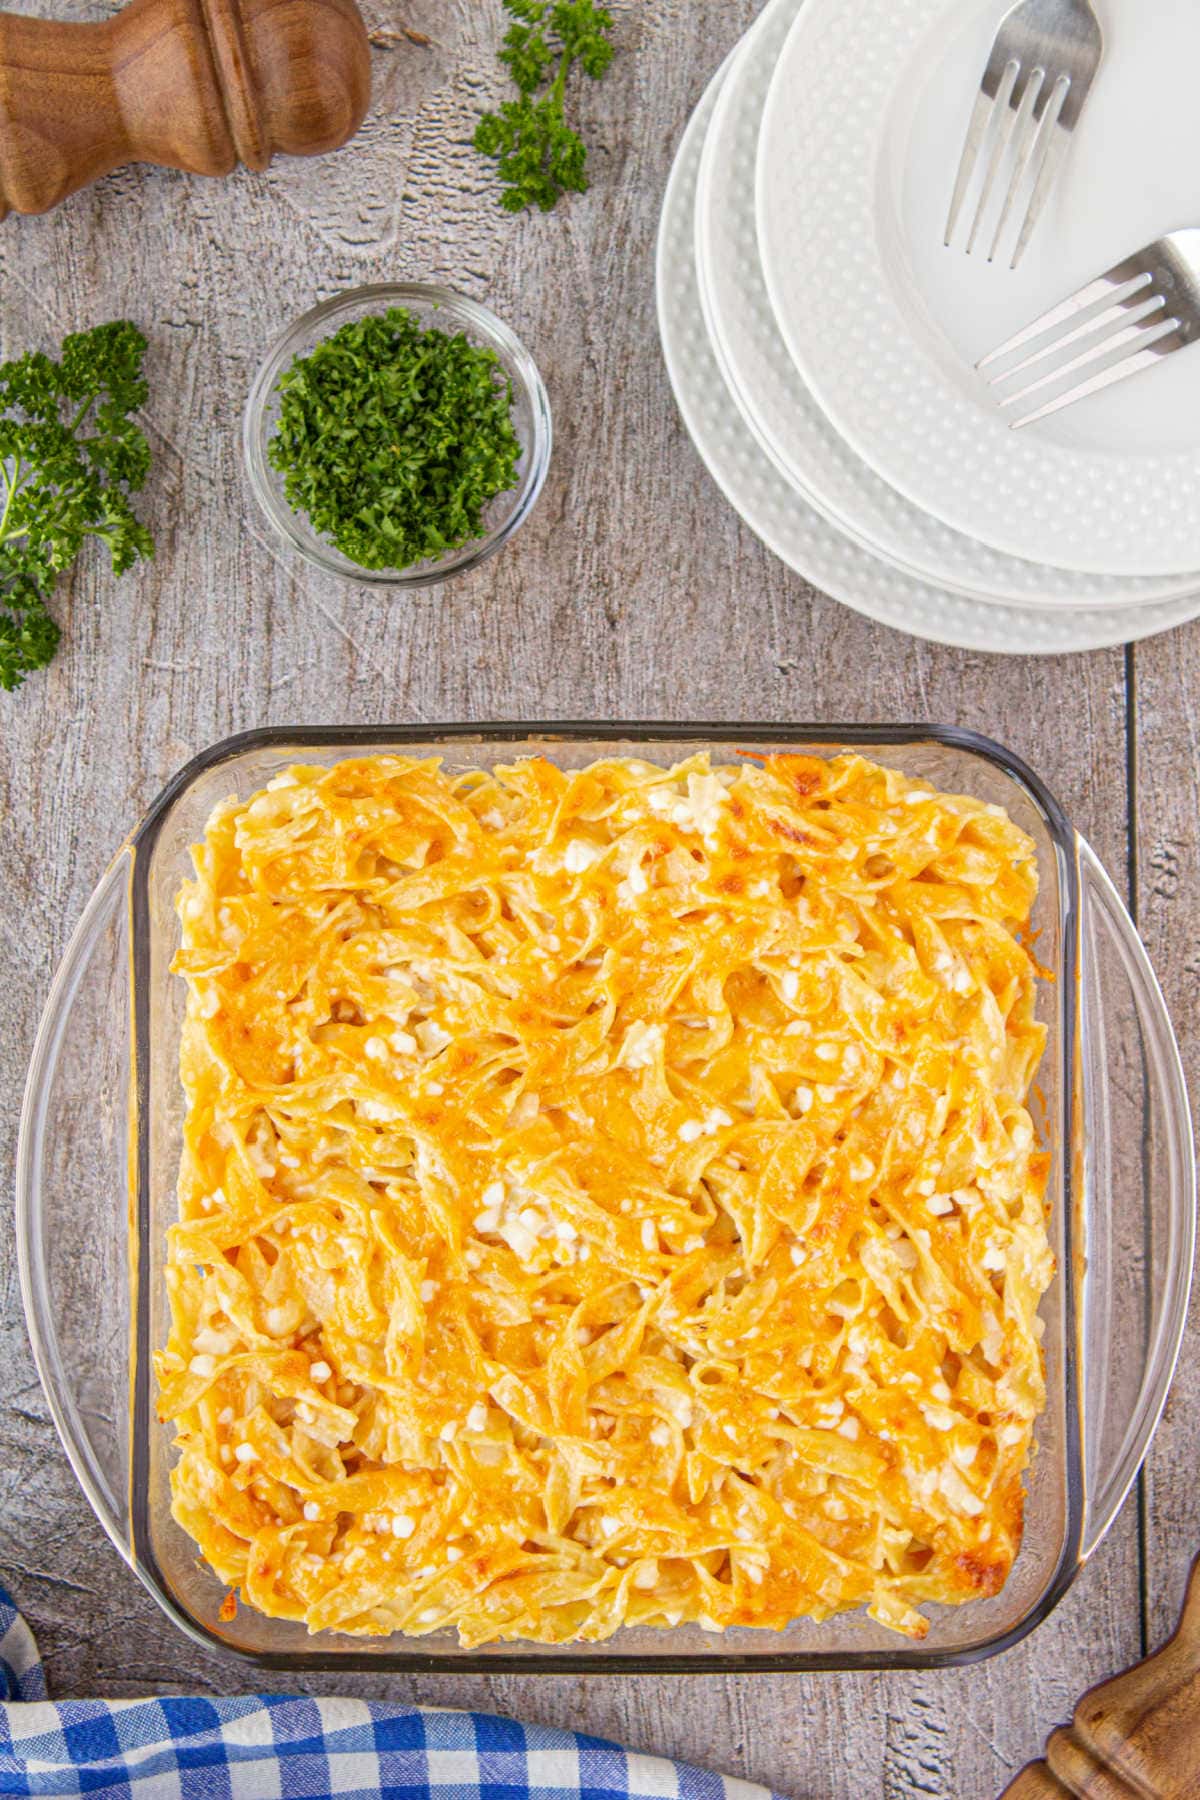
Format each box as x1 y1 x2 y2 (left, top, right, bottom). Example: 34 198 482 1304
1002 1559 1200 1798
0 0 371 218
1132 630 1200 1682
0 2 1191 1795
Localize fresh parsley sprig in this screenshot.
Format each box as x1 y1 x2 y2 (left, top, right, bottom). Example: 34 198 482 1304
475 0 616 213
0 320 154 693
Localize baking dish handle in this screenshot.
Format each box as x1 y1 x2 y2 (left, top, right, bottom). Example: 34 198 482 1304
15 846 137 1567
1076 834 1196 1561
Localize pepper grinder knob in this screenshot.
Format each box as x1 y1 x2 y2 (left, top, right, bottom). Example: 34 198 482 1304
0 0 372 219
1001 1555 1200 1798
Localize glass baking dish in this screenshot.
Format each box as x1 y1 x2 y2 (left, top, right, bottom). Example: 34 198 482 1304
15 723 1195 1673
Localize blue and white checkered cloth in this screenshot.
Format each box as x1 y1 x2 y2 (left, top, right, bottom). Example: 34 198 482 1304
0 1585 777 1800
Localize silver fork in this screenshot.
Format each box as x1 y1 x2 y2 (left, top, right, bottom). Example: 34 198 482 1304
944 0 1103 270
978 231 1200 427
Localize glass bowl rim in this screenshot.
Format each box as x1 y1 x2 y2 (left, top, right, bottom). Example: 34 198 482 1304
242 283 553 589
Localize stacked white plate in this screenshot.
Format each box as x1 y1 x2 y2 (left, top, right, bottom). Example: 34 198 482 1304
657 0 1200 653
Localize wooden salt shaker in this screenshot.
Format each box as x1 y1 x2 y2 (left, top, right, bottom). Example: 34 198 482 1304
1002 1556 1200 1797
0 0 371 219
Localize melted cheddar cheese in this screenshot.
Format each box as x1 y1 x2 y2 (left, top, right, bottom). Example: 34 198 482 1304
157 751 1053 1645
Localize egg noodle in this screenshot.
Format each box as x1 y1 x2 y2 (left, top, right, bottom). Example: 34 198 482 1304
157 749 1053 1645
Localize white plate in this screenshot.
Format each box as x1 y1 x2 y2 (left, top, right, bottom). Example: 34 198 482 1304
657 54 1200 653
756 0 1200 578
694 0 1200 610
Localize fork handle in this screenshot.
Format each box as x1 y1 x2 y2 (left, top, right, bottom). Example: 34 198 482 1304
0 0 371 219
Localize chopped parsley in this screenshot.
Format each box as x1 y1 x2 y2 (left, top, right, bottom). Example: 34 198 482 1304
267 307 523 573
475 0 616 213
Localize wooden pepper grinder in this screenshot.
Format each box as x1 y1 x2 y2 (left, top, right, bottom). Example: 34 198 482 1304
0 0 371 219
1003 1556 1200 1798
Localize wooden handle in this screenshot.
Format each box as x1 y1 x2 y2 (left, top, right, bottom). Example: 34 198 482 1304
0 0 371 219
1002 1557 1200 1798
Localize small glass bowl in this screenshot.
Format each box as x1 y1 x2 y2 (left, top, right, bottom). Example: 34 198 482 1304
243 284 553 588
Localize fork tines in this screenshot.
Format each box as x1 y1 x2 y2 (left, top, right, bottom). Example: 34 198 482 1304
945 59 1070 268
978 238 1200 428
944 0 1103 271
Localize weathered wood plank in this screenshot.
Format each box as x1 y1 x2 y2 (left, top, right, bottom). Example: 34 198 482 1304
1130 639 1200 1665
0 1 1159 1793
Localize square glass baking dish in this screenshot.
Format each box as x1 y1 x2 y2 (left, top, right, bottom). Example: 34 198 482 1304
16 723 1195 1672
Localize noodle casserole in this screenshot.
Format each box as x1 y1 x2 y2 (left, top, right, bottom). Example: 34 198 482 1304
156 749 1053 1645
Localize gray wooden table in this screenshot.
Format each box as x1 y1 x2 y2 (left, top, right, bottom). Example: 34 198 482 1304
1 3 1197 1795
